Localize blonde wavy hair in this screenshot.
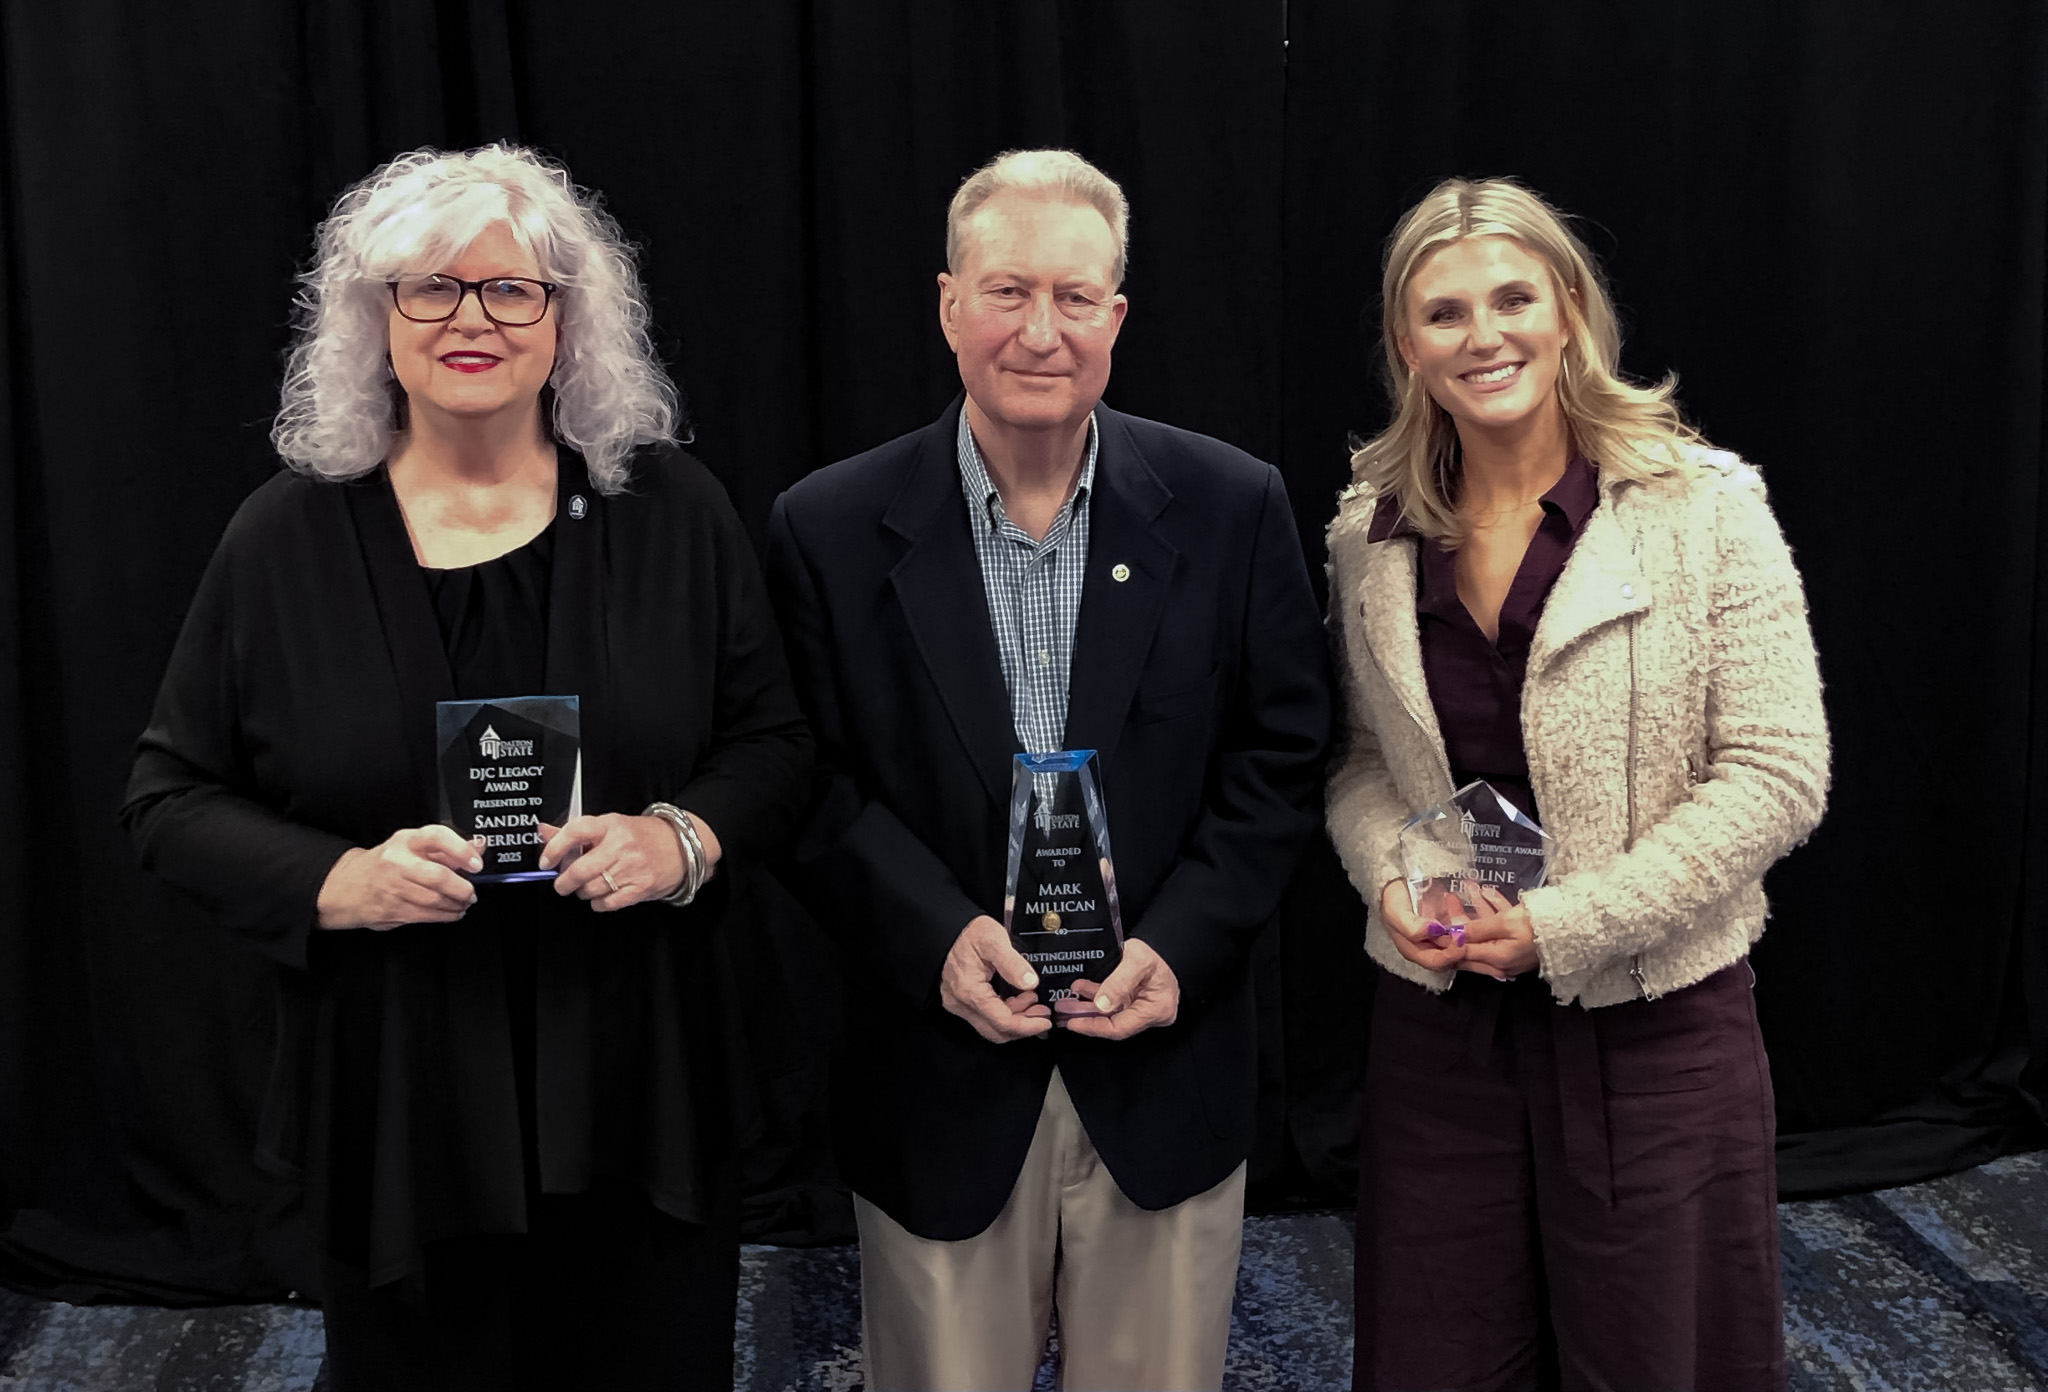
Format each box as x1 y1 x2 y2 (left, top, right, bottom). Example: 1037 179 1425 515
1351 177 1701 540
272 144 678 494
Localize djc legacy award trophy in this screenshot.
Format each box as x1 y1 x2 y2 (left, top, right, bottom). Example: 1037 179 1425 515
1398 780 1556 944
1003 750 1125 1015
436 695 582 883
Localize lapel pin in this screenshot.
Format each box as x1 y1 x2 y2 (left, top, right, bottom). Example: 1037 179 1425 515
569 495 587 520
1111 563 1131 583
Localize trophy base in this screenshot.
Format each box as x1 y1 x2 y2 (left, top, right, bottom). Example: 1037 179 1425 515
472 868 560 885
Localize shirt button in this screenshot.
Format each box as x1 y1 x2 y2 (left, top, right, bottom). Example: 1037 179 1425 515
1038 649 1051 666
1621 584 1635 600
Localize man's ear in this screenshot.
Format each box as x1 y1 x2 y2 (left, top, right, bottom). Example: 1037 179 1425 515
937 271 960 351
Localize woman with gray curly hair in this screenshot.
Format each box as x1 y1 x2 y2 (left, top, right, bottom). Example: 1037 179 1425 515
124 144 811 1388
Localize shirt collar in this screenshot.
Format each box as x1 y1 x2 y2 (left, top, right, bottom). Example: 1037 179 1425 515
1366 452 1599 542
957 411 1098 529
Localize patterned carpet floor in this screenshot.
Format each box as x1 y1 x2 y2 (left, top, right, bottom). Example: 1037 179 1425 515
2 1151 2043 1390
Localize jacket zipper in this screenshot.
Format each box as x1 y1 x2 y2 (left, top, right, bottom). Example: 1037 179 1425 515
1625 533 1658 1001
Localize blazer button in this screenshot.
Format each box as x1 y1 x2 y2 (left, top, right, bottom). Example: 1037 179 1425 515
1112 563 1131 582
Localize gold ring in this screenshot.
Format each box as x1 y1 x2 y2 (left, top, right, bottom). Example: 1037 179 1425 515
602 868 621 894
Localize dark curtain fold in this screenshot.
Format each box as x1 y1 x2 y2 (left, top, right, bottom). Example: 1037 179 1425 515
0 0 2043 1304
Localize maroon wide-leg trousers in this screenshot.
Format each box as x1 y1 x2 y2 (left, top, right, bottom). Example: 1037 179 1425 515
1354 962 1784 1392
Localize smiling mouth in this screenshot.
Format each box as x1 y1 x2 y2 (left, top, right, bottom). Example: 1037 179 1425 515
440 353 502 372
1461 361 1524 386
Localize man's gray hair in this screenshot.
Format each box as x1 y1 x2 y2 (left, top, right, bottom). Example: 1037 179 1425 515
946 149 1130 287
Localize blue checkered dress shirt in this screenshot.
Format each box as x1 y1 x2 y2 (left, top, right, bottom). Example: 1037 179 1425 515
956 410 1098 755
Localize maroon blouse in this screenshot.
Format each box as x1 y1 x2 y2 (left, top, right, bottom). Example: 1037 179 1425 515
1367 456 1599 826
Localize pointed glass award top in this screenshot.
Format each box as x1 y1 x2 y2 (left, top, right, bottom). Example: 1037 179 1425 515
1397 779 1556 942
1015 749 1095 775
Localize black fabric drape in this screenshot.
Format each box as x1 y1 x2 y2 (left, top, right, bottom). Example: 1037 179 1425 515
1 0 2043 1302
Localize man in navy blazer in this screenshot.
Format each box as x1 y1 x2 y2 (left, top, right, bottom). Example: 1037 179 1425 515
765 149 1328 1391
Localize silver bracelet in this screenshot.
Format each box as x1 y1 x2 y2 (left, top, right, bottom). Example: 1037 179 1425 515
642 802 706 906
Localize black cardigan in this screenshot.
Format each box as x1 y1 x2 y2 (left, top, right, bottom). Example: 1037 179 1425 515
123 445 812 1286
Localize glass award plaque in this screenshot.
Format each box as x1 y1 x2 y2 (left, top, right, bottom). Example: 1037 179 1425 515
435 695 582 883
1002 750 1125 1016
1397 779 1555 944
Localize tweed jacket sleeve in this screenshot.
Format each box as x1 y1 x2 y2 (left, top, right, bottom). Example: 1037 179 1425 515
1520 465 1830 992
1323 492 1456 992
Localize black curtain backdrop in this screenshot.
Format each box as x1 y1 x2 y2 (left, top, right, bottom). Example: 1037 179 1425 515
0 0 2041 1303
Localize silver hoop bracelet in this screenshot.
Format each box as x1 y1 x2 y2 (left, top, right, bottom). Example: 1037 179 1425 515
643 801 707 907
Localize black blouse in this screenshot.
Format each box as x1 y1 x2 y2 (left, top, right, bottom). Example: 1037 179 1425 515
423 526 556 1215
1368 456 1600 823
124 448 813 1289
422 525 553 699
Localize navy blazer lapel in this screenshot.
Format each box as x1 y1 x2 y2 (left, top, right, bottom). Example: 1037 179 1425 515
346 468 453 820
884 402 1020 807
1064 409 1177 765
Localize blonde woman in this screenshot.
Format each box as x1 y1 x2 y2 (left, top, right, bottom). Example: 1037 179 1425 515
1325 178 1827 1390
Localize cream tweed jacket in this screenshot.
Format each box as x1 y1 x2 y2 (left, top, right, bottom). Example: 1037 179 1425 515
1325 451 1830 1009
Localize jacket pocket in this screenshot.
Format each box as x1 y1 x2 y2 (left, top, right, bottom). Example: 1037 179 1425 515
1601 1051 1721 1094
1596 966 1751 1093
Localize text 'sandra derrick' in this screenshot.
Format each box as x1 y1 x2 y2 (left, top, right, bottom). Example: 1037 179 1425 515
436 698 583 883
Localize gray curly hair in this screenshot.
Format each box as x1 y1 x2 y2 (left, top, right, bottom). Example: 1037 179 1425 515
272 143 678 494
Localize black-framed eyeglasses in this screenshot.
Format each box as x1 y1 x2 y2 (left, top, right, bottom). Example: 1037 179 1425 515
389 275 559 327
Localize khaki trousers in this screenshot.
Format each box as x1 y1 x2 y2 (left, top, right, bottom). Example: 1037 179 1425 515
856 1069 1245 1392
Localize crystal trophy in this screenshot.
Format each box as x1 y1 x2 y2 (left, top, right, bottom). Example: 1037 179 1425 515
1002 750 1125 1016
1397 780 1555 944
435 695 582 883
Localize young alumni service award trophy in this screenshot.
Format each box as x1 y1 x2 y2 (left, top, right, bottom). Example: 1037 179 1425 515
436 696 582 882
1002 750 1125 1015
1398 780 1556 944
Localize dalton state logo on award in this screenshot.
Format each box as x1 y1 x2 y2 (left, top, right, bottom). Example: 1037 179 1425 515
476 724 535 761
435 695 583 883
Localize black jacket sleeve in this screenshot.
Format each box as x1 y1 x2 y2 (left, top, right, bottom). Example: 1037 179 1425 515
121 535 351 973
765 495 983 1004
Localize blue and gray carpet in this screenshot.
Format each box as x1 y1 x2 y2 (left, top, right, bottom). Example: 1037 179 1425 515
2 1152 2043 1390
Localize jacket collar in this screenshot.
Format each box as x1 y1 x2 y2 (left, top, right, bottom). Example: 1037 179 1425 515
1527 469 1648 678
882 396 1024 806
1350 464 1650 708
1064 407 1176 766
881 397 1178 802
